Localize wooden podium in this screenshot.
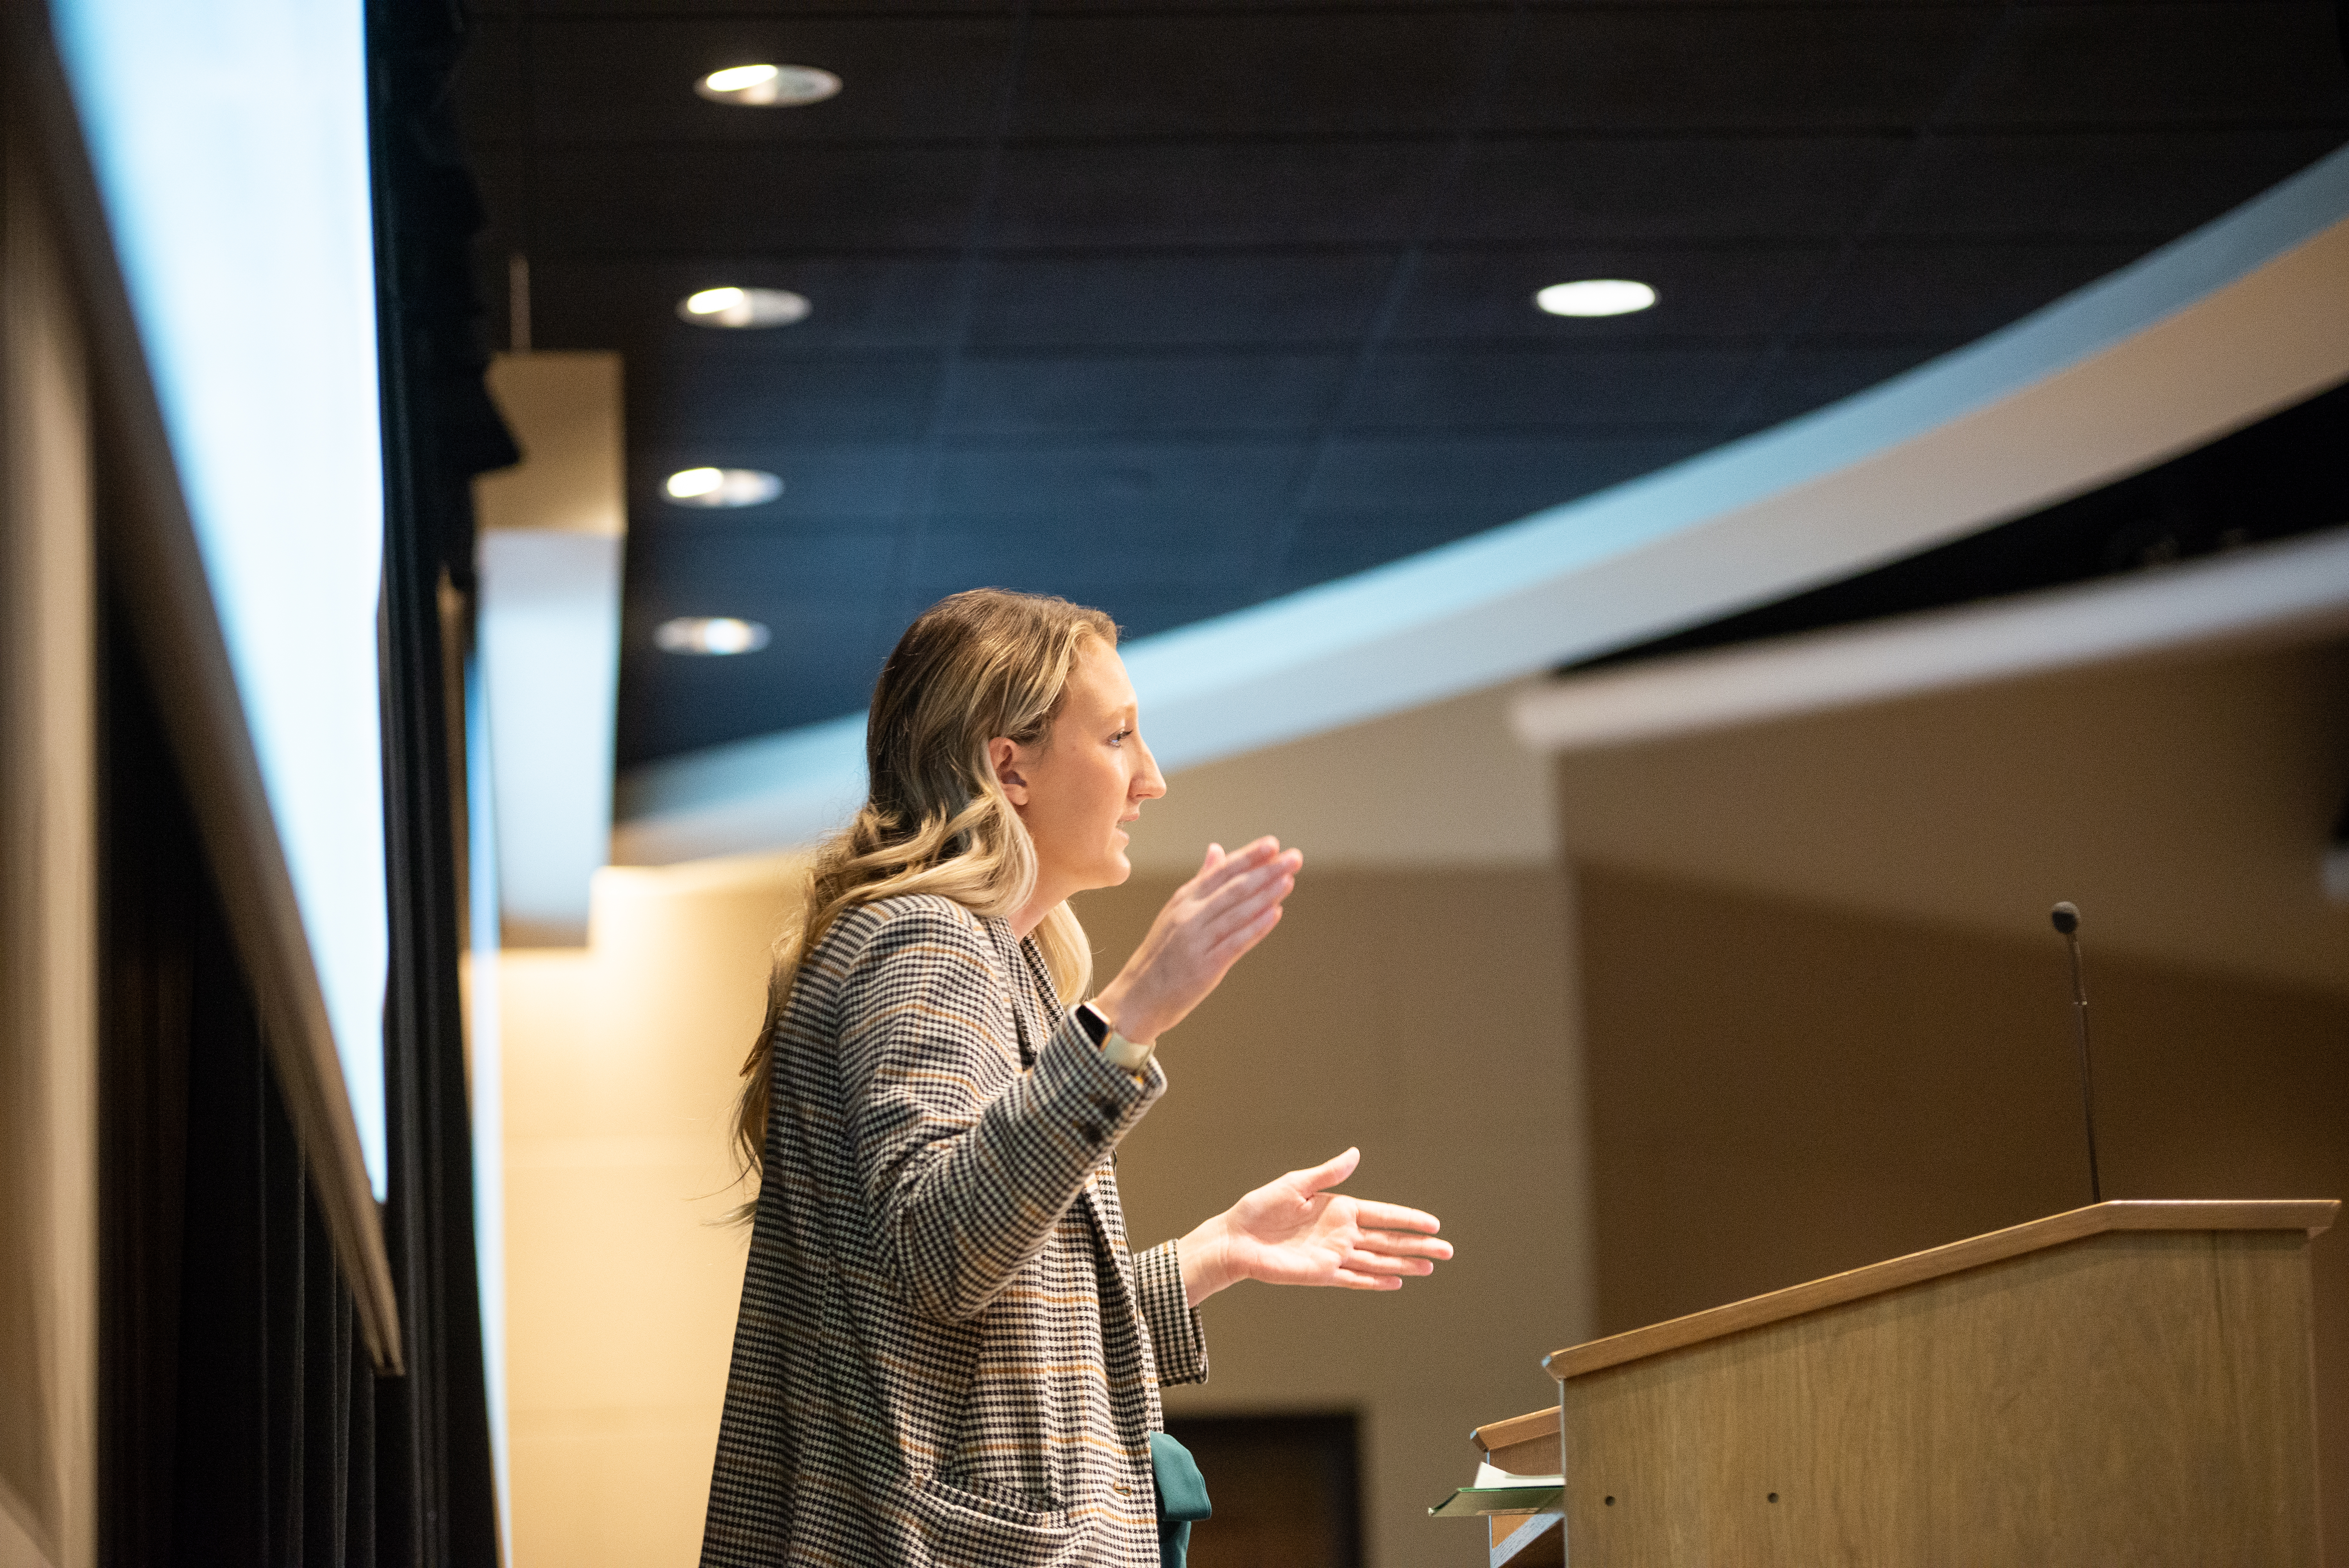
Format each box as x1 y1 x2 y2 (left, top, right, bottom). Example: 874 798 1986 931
1456 1200 2337 1567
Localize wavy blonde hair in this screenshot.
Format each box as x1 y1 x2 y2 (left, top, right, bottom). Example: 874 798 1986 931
729 588 1117 1210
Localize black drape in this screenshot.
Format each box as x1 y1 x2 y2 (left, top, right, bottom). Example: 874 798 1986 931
97 590 382 1565
367 0 516 1560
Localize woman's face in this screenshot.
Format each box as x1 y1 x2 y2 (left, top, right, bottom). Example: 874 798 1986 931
993 642 1165 897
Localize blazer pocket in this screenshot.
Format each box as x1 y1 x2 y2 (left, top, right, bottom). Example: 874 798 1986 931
905 1472 1077 1542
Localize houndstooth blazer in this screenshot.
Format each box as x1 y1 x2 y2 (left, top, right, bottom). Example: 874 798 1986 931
701 893 1209 1568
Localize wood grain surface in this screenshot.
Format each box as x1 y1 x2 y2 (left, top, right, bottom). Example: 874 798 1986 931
1557 1230 2322 1566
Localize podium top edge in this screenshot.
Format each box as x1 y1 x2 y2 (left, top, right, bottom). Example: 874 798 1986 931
1541 1199 2338 1384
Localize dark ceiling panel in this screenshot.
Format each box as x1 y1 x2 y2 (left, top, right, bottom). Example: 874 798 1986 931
1346 344 1760 429
1956 3 2349 127
987 140 1457 248
911 509 1274 584
451 0 2349 767
940 350 1351 435
1273 504 1569 595
928 437 1303 519
1490 5 2001 132
528 143 988 252
1299 433 1713 514
453 17 528 146
1436 136 1911 242
634 350 939 443
1010 12 1507 138
1878 128 2349 236
1806 239 2154 336
491 0 1012 13
966 253 1397 347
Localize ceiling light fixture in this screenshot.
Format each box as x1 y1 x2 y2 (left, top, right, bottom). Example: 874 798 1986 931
664 467 783 508
1535 279 1658 318
678 285 811 329
655 617 772 656
694 63 841 107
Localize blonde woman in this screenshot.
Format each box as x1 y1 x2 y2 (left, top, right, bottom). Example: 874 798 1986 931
701 590 1451 1568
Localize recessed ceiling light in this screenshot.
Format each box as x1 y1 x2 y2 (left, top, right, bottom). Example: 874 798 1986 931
664 467 783 508
1535 279 1658 318
694 63 841 107
678 286 811 329
655 617 772 656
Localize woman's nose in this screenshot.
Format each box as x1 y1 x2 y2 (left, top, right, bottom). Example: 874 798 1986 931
1133 736 1167 800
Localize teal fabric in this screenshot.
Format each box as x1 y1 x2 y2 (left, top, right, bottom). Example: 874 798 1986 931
1149 1431 1212 1568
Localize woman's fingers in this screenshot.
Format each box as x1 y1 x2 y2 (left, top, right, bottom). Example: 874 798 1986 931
1341 1250 1437 1277
1356 1228 1452 1258
1197 854 1300 928
1351 1199 1443 1236
1291 1147 1363 1196
1201 876 1295 947
1331 1269 1403 1292
1189 836 1280 897
1190 858 1292 925
1208 903 1283 967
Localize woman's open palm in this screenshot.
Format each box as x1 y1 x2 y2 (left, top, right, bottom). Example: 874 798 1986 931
1186 1148 1451 1304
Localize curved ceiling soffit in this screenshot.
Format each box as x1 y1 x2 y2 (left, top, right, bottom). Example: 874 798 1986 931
617 143 2349 866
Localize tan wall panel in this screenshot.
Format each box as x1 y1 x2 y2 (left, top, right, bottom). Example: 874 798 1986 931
1076 867 1591 1568
500 862 794 1566
1552 638 2349 995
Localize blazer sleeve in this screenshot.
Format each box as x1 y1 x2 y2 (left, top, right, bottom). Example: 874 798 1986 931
834 899 1166 1324
1134 1241 1209 1387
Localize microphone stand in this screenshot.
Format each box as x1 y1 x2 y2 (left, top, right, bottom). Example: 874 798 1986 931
2051 902 2102 1203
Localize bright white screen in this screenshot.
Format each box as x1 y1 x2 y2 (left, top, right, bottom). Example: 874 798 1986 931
56 0 391 1197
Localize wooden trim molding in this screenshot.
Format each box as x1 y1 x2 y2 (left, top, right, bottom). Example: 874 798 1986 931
1545 1199 2336 1382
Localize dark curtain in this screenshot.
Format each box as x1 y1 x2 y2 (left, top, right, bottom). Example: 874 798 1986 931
367 0 516 1560
97 593 381 1564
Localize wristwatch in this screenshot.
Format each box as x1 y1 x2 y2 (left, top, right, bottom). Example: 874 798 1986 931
1075 1002 1154 1072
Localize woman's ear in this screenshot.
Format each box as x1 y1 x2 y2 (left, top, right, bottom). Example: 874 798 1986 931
989 736 1030 806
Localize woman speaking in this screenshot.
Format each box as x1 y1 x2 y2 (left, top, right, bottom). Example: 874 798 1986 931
700 590 1451 1567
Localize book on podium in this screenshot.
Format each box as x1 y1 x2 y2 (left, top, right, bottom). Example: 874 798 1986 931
1438 1199 2337 1568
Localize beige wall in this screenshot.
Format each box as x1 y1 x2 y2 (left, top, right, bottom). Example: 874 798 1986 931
1077 868 1589 1568
1551 637 2349 994
499 858 792 1565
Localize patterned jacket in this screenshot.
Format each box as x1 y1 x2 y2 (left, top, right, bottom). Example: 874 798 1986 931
701 894 1209 1567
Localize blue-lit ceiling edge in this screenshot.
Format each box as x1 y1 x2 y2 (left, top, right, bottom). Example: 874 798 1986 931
615 143 2349 866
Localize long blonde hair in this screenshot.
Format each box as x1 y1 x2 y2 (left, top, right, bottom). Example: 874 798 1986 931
729 588 1117 1208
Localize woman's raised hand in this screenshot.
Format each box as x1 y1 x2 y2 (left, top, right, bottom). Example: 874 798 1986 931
1090 836 1301 1044
1176 1148 1451 1308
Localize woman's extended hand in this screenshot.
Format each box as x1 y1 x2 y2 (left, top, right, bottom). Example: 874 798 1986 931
1176 1149 1452 1308
1090 837 1301 1044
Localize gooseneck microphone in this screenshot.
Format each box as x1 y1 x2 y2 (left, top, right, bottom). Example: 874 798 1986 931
2050 902 2103 1203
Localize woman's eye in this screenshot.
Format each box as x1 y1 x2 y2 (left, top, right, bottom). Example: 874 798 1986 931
1110 729 1132 747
